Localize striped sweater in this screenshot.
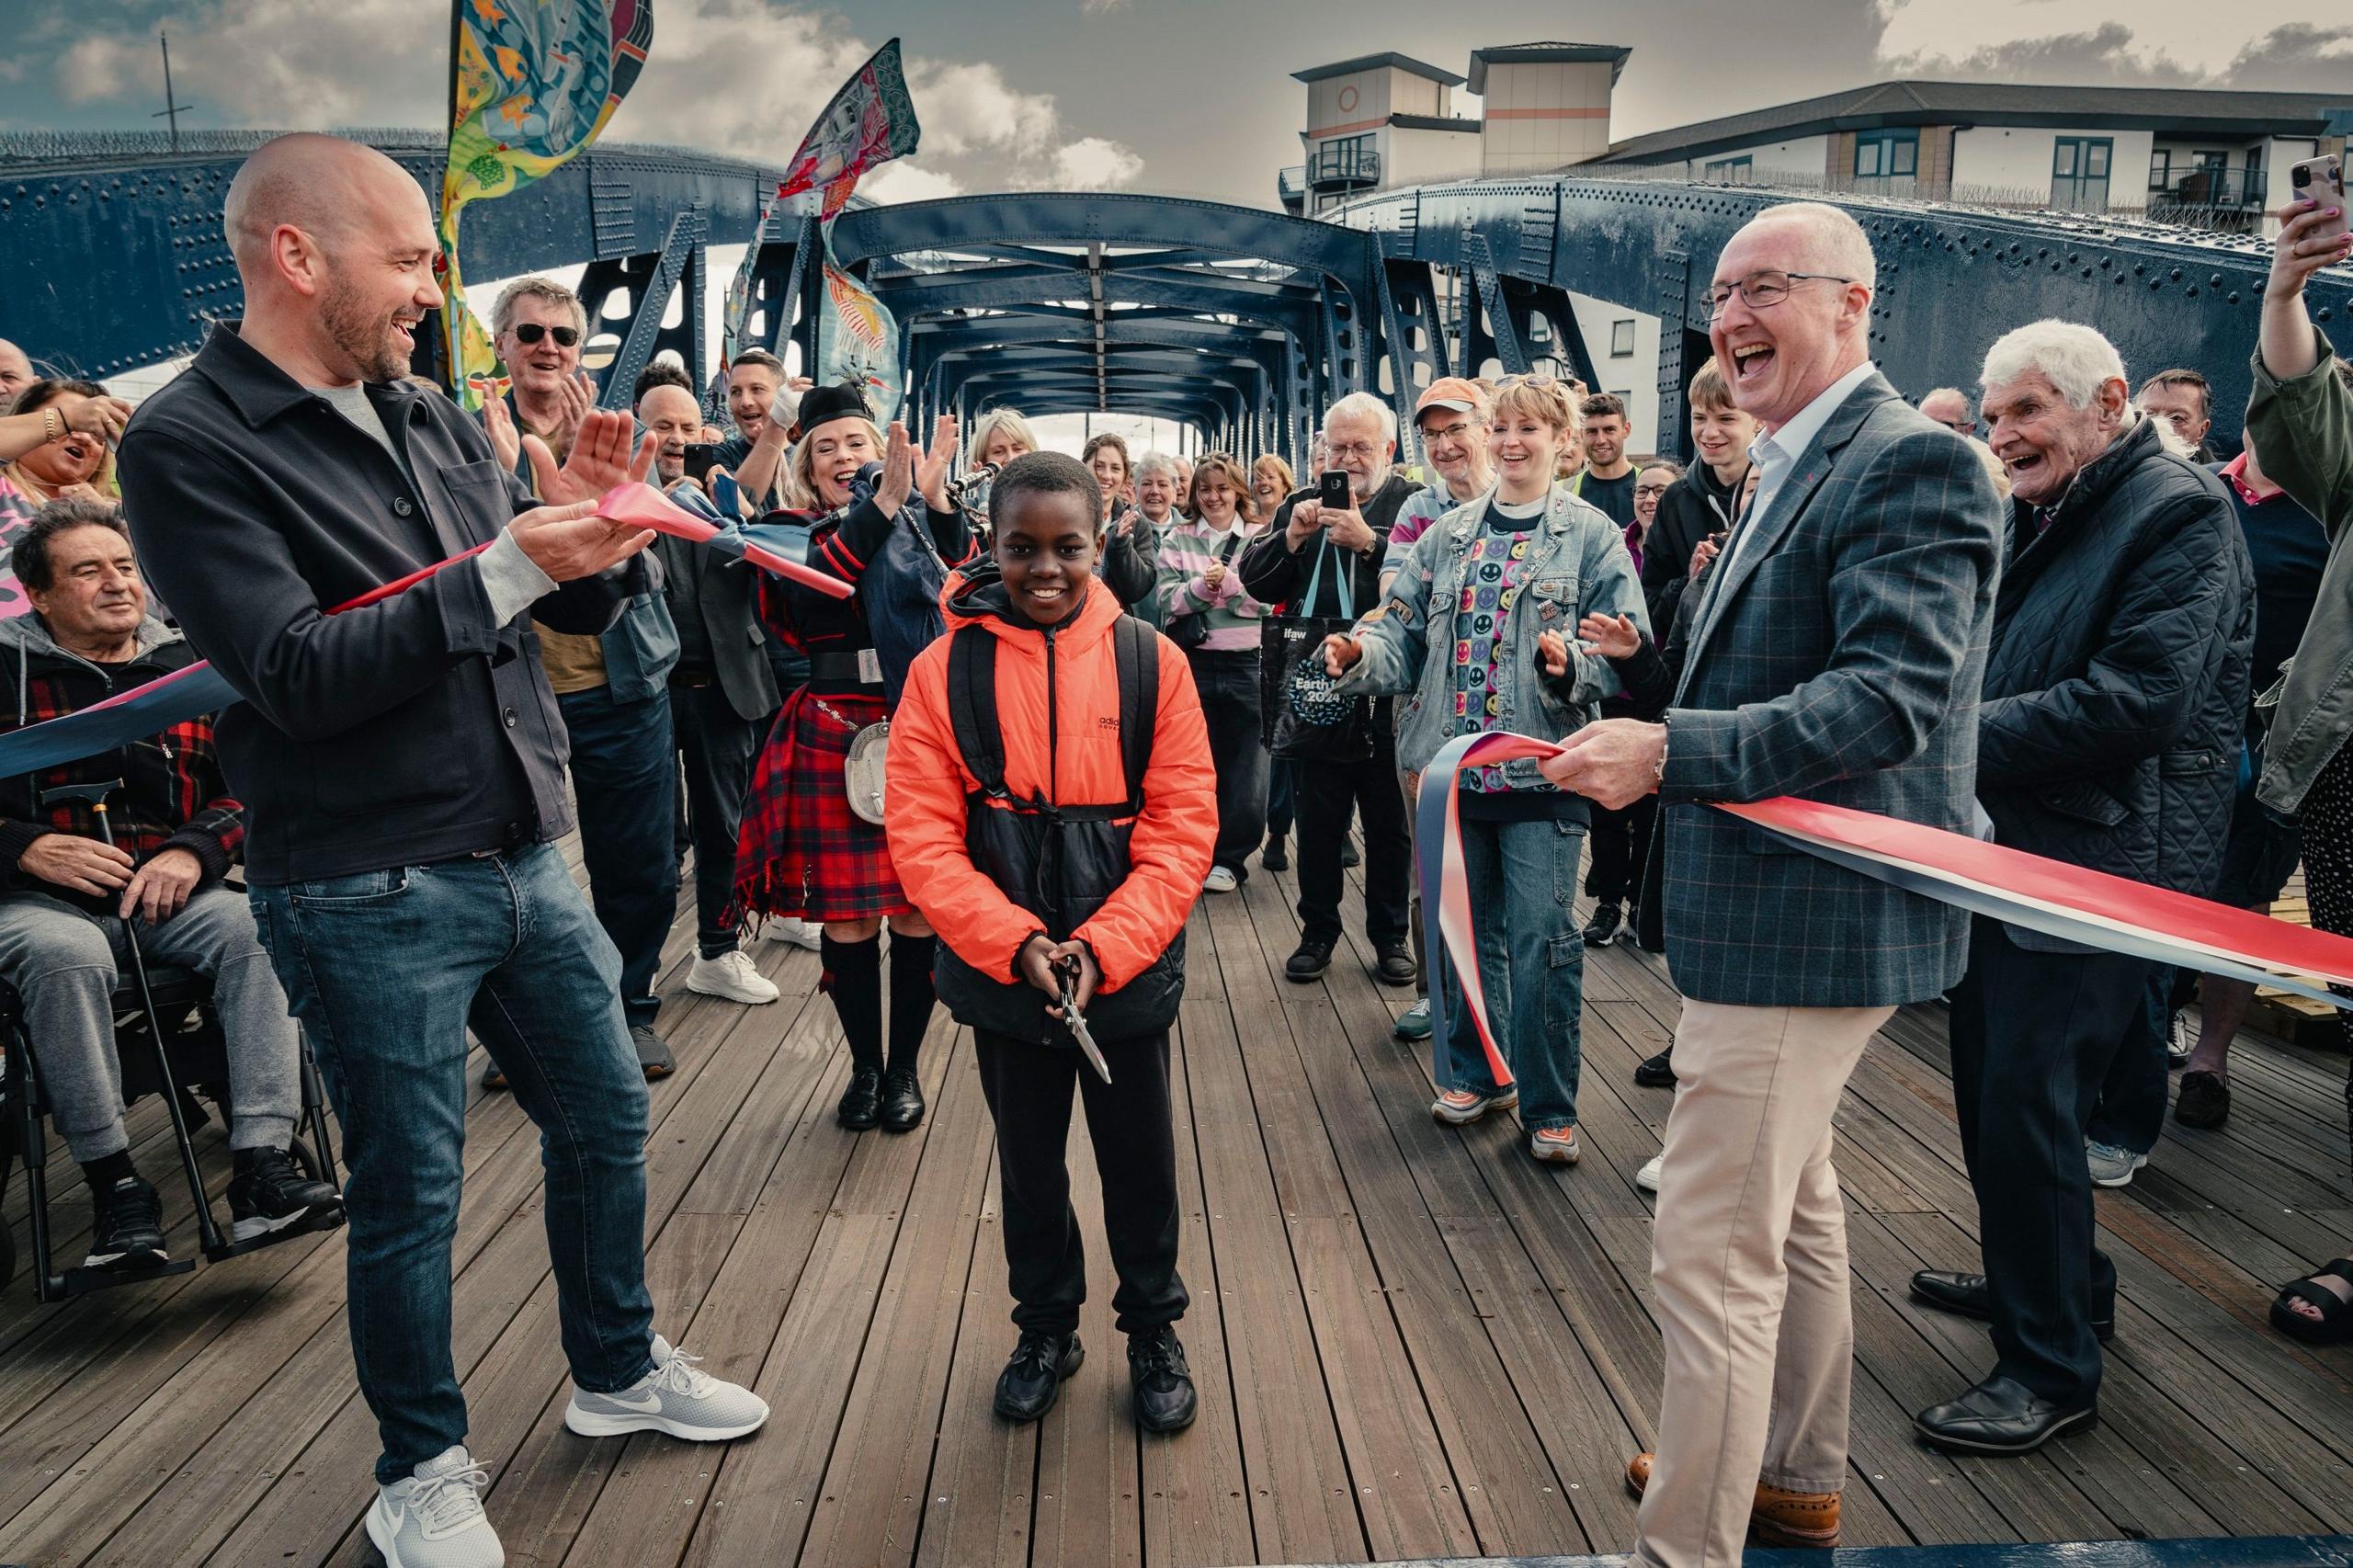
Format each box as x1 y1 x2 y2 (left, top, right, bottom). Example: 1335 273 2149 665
1155 519 1271 652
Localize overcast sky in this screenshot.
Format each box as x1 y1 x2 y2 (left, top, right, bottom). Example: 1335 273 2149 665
10 1 2352 210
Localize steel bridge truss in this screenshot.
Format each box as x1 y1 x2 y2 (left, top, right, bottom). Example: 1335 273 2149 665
3 131 2346 467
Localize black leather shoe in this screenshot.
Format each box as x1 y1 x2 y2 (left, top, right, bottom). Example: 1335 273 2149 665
1914 1375 2096 1455
879 1066 926 1132
836 1066 883 1130
994 1330 1084 1422
1632 1049 1677 1088
1285 938 1334 983
2176 1069 2230 1128
1260 835 1289 873
1127 1325 1198 1433
1339 841 1361 869
1373 944 1417 988
1909 1269 2113 1342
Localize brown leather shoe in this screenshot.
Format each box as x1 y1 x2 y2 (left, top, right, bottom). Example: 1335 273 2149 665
1624 1452 1840 1550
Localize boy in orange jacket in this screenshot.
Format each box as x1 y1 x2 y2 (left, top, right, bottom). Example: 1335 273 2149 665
887 451 1216 1432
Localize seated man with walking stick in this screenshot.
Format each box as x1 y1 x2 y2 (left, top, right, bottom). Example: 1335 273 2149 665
0 497 342 1271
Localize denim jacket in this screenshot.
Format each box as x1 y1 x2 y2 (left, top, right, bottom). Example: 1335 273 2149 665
1336 482 1649 788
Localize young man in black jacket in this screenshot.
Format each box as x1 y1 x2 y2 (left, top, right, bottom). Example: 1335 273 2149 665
117 134 767 1568
1238 392 1417 986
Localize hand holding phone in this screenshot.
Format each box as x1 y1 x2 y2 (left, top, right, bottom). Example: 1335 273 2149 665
682 442 722 483
1318 470 1351 510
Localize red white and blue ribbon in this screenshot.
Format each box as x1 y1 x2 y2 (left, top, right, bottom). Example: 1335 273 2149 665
1417 730 2353 1091
0 483 848 780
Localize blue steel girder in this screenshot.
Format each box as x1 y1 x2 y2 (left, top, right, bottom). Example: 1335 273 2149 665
588 204 709 410
0 132 783 382
1343 176 2353 462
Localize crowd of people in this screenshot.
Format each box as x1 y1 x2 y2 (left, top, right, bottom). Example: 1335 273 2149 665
4 127 2353 1568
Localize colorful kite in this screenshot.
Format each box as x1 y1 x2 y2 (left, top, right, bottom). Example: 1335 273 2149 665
438 0 654 407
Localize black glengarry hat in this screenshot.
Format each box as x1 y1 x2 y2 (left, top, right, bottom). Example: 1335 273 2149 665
789 381 876 443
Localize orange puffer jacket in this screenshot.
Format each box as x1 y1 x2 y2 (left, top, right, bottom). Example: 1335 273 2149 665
886 575 1216 993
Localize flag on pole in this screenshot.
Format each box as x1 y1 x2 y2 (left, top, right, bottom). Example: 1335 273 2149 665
438 0 654 407
776 39 921 219
815 228 904 421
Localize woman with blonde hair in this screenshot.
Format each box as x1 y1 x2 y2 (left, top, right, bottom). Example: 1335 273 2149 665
1251 454 1295 520
969 407 1038 471
1157 453 1273 892
1324 373 1646 1165
737 384 967 1137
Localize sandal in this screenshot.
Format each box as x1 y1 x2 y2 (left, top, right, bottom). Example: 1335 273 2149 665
2270 1258 2353 1345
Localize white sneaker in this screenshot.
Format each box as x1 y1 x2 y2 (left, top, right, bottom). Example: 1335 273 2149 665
764 916 823 951
2165 1007 2195 1067
1202 866 1239 894
688 949 780 1005
368 1446 502 1568
564 1335 771 1441
1635 1154 1663 1193
2086 1139 2148 1188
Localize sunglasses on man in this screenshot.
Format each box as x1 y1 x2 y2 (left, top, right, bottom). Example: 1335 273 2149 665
508 323 581 347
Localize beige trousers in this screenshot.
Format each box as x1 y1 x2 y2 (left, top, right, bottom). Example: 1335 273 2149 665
1633 997 1894 1568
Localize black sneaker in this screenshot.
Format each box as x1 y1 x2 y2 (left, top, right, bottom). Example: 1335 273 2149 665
228 1145 344 1243
994 1330 1084 1423
86 1174 167 1270
879 1065 926 1132
1285 938 1334 983
1260 835 1289 873
1127 1325 1198 1432
1582 903 1624 948
1632 1049 1677 1088
837 1066 883 1130
2176 1069 2230 1129
1339 842 1361 869
1373 944 1418 988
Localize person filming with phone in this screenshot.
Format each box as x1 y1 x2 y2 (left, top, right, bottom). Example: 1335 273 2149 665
1238 393 1420 990
2237 157 2353 1344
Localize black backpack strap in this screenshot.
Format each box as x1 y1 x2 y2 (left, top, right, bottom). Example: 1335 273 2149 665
1112 617 1158 813
946 624 1007 799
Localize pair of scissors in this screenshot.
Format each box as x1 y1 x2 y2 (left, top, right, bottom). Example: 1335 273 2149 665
1056 958 1112 1085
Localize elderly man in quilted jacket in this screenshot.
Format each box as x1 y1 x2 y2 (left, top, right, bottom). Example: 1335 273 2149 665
1910 319 2252 1456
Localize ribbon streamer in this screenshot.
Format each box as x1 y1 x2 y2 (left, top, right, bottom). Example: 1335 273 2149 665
0 483 847 779
1418 730 2353 1093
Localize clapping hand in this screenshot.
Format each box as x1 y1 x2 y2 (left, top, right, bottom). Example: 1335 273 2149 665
1203 561 1227 595
1576 612 1641 660
915 415 960 511
1537 629 1571 678
481 392 521 473
528 407 657 506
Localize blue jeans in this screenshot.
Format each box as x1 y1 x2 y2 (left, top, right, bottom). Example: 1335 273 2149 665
558 684 677 1028
1439 814 1586 1131
251 843 655 1483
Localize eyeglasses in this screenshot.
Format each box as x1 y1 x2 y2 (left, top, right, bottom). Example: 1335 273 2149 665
1707 270 1857 317
1418 420 1475 443
1325 441 1384 461
1633 482 1675 498
510 323 581 347
1935 417 1976 434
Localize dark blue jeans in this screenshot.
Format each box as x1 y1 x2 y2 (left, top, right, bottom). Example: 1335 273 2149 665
251 842 655 1483
1188 649 1268 879
1439 813 1587 1131
558 684 677 1028
671 682 775 958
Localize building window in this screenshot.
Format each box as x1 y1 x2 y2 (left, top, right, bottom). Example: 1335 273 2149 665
2052 136 2112 212
1610 319 1635 358
1702 155 1752 183
2149 148 2170 191
1854 129 1918 181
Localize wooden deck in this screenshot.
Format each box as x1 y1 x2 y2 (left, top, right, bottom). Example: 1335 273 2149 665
7 840 2353 1568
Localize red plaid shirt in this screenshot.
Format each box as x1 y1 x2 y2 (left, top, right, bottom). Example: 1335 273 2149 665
0 620 243 912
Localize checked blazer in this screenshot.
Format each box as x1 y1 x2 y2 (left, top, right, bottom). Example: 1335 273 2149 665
1640 370 2004 1007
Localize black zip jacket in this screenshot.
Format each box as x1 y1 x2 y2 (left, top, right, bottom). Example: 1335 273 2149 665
118 323 646 884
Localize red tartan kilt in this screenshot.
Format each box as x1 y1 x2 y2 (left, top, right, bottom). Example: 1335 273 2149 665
731 687 911 924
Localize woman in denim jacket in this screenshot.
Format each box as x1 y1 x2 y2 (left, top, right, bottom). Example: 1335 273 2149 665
1322 375 1648 1165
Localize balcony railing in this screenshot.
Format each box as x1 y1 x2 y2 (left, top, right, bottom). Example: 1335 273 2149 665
1308 146 1381 190
2151 165 2268 209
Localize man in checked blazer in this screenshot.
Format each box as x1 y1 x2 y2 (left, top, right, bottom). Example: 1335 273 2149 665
1544 202 2004 1565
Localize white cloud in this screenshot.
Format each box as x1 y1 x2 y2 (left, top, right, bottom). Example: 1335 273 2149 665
864 161 966 205
1082 0 1133 12
1049 137 1146 190
34 0 1142 193
1873 0 2353 88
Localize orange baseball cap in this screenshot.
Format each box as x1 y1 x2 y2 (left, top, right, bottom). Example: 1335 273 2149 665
1415 377 1487 424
